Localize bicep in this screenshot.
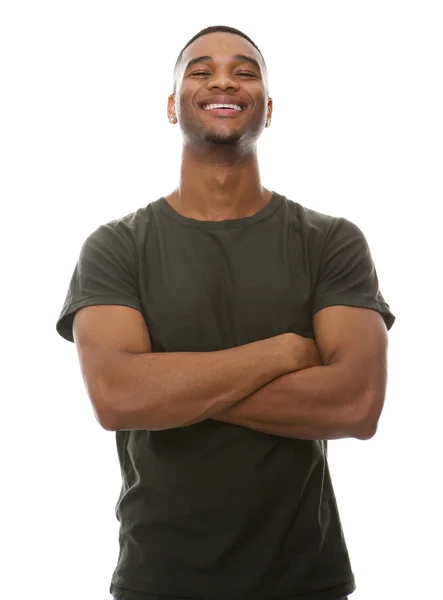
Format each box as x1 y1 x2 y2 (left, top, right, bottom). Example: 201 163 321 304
72 304 152 428
313 305 389 411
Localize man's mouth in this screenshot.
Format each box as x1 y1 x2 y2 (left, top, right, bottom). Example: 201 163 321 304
200 103 246 116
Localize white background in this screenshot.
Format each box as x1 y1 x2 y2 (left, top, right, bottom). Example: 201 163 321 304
1 1 442 599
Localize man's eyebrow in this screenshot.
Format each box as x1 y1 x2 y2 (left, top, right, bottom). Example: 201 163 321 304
184 55 212 70
184 54 262 73
232 54 262 72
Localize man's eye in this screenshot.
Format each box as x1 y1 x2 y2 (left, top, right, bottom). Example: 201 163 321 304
190 71 257 78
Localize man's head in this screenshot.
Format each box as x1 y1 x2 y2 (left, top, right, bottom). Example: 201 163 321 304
167 26 272 148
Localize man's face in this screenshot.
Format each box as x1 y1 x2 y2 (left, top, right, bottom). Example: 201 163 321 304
169 33 272 147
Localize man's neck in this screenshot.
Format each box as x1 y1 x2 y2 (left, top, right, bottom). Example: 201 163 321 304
165 144 272 221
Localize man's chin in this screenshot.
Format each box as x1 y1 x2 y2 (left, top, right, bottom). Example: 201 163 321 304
203 131 241 145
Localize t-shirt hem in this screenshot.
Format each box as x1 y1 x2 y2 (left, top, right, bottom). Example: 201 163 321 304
312 294 395 330
56 295 144 343
109 577 356 600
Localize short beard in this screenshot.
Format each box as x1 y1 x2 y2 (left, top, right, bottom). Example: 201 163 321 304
203 130 242 145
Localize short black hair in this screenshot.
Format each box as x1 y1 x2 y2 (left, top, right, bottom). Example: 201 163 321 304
173 25 267 92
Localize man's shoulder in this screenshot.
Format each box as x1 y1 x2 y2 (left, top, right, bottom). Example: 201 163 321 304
102 197 162 231
86 198 166 250
280 194 340 232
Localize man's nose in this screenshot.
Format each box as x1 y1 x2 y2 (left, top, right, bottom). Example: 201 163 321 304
207 74 240 91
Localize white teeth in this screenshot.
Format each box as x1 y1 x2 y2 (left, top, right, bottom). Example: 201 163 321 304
203 103 243 111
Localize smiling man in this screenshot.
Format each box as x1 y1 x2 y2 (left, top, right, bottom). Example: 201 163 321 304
56 25 396 600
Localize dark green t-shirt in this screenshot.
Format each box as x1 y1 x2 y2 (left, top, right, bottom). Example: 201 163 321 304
56 192 395 600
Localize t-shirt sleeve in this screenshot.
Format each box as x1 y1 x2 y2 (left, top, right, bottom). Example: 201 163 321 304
56 223 143 343
312 217 396 331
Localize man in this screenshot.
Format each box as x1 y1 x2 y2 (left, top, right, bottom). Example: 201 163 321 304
56 25 395 600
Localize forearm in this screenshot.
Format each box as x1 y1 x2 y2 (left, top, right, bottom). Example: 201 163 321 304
106 334 295 431
211 363 371 440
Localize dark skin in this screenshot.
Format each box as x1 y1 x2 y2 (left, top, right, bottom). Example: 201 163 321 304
165 32 273 221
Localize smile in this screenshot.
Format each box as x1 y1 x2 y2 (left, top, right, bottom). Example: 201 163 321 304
202 103 244 111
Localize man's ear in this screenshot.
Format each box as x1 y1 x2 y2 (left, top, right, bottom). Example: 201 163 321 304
167 94 177 124
266 97 273 127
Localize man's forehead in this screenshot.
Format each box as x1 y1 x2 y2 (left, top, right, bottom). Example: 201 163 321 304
180 33 264 70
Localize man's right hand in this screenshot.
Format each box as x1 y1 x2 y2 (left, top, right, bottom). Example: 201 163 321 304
286 333 323 372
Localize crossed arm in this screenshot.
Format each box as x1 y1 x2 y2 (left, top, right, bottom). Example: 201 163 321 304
210 305 389 441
